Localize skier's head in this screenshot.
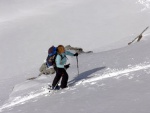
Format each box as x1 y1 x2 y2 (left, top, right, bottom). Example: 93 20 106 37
57 45 65 54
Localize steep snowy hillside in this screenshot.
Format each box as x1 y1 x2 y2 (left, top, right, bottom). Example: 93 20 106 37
0 35 150 113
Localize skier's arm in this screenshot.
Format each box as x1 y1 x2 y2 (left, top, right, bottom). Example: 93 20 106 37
65 51 74 56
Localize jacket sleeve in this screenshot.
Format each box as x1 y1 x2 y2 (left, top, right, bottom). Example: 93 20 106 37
65 51 74 56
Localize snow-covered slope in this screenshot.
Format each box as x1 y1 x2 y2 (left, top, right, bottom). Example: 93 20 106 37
1 35 150 113
0 0 150 113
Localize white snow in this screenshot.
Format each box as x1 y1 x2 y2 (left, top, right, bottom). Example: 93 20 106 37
0 0 150 113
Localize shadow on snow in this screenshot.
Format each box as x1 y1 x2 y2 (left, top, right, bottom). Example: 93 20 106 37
68 66 106 86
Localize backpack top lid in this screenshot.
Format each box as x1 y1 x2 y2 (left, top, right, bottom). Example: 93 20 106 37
48 46 57 56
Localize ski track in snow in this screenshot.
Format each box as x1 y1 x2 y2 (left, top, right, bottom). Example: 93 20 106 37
81 64 150 84
0 88 50 112
0 63 150 112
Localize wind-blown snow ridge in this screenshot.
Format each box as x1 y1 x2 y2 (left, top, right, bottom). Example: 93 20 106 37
0 88 49 112
0 63 150 112
82 63 150 84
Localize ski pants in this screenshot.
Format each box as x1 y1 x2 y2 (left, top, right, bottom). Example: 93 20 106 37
52 68 68 89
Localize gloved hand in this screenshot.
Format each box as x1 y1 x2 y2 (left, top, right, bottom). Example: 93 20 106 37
74 53 78 56
64 64 70 69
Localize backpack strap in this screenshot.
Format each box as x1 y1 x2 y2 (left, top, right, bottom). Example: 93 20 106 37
59 54 68 60
53 54 65 71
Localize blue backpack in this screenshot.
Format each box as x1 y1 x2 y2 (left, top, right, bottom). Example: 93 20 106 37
46 46 57 67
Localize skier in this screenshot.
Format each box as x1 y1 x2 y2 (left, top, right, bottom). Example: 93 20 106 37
52 45 78 90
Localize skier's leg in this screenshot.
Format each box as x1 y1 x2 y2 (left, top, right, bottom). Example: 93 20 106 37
61 69 68 89
52 68 62 87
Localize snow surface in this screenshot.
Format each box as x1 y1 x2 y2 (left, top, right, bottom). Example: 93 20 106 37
0 0 150 113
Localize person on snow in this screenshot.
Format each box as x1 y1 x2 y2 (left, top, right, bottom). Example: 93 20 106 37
52 45 78 89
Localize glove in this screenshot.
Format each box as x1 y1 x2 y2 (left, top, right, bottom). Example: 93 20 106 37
64 64 70 69
74 53 78 56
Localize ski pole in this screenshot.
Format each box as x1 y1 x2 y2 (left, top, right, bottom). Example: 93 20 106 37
76 56 79 76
